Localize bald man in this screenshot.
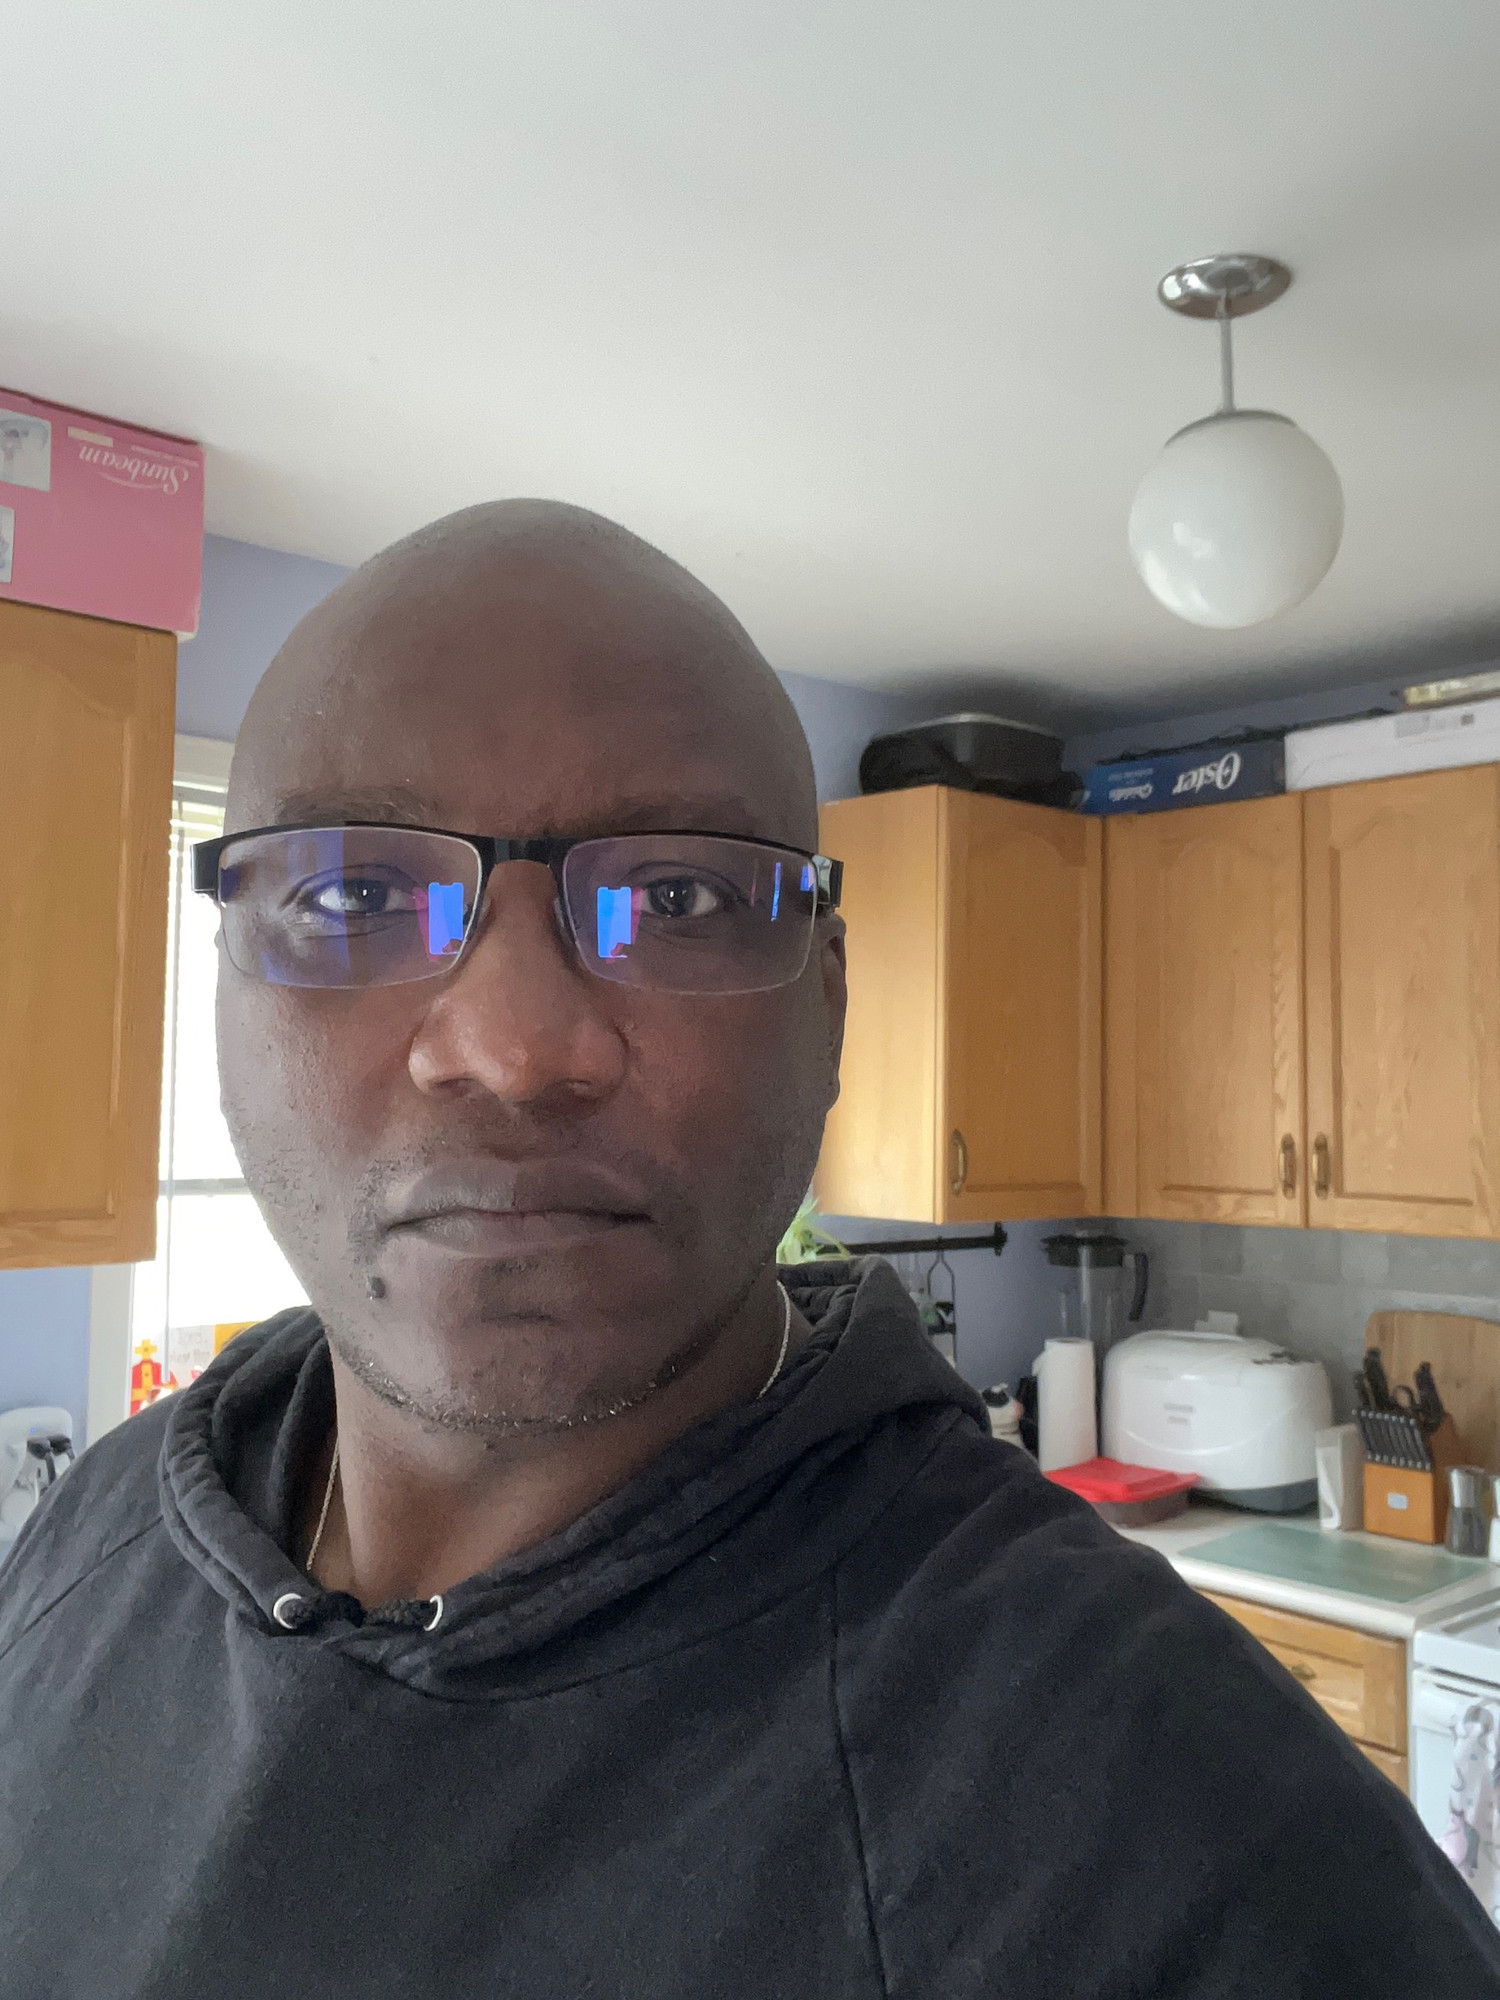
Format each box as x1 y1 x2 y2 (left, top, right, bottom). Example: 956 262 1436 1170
2 504 1495 1997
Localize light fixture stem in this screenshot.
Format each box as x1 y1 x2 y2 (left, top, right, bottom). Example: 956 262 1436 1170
1218 303 1236 413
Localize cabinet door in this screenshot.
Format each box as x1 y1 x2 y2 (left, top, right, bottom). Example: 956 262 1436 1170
1122 795 1306 1226
814 787 943 1222
941 790 1102 1221
0 601 175 1267
1304 768 1500 1237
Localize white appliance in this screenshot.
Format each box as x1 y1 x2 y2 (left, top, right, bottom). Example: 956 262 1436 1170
1286 696 1500 791
0 1406 75 1554
1101 1330 1332 1512
1412 1595 1500 1903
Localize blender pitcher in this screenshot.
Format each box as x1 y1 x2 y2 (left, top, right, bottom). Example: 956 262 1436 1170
1042 1232 1149 1357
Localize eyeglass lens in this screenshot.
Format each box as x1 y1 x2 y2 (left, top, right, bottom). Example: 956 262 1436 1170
563 834 818 993
216 828 483 988
213 828 820 993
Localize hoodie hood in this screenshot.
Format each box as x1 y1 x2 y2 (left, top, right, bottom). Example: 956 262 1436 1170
158 1257 988 1698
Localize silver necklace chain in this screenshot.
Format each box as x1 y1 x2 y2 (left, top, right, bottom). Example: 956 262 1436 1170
305 1281 794 1577
757 1281 794 1400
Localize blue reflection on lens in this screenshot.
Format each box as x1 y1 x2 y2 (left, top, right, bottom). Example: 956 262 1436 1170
426 881 465 956
801 862 814 894
597 884 634 958
771 861 781 920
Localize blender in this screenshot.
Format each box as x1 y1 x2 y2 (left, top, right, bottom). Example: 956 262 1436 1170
1042 1232 1149 1357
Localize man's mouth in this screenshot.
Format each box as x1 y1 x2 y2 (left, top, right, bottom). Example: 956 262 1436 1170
379 1158 653 1258
390 1209 644 1255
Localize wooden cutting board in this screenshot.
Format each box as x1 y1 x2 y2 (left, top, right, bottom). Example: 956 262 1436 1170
1368 1311 1500 1473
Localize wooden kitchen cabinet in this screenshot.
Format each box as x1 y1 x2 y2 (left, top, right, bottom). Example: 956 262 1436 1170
0 599 175 1268
1107 766 1500 1239
821 764 1500 1237
815 785 1102 1222
1303 766 1500 1238
1105 794 1305 1225
1202 1591 1409 1794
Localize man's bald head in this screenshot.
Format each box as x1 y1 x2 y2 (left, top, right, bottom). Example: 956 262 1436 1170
214 497 845 1444
230 498 817 849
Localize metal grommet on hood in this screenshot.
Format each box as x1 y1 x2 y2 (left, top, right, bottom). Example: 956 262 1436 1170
424 1594 444 1633
272 1592 308 1630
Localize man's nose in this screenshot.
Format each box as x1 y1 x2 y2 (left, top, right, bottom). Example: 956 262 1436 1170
406 864 627 1109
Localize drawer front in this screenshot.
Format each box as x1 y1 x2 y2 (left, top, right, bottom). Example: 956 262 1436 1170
1202 1592 1407 1752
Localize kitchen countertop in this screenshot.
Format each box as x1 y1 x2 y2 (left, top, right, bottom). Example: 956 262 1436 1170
1117 1501 1500 1639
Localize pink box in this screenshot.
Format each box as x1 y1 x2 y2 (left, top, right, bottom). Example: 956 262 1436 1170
0 387 204 636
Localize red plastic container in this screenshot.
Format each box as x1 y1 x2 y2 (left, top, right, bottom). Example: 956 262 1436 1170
1046 1457 1199 1526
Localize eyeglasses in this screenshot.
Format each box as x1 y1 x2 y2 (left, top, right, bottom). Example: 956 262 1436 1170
191 822 843 995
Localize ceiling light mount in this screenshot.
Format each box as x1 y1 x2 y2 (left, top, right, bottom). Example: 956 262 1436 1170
1156 254 1292 320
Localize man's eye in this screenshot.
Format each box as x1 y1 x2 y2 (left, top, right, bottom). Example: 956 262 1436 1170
304 875 411 918
642 875 726 920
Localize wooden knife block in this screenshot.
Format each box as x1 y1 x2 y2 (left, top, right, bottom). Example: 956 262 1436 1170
1363 1415 1464 1546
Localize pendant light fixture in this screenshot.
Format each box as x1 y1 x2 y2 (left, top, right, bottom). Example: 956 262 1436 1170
1129 255 1343 629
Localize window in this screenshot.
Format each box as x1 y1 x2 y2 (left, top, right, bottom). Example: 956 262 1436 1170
126 739 306 1413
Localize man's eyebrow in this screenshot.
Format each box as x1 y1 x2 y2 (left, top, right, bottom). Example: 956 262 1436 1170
267 787 442 827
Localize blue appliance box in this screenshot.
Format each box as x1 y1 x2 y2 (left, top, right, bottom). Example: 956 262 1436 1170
1082 736 1285 816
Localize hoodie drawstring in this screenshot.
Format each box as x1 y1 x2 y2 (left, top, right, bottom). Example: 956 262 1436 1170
272 1590 444 1635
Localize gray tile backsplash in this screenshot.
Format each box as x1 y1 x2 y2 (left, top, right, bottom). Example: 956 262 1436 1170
1121 1220 1500 1421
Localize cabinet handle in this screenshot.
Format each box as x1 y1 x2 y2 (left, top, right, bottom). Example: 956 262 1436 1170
1287 1660 1318 1684
1279 1134 1297 1198
1313 1134 1332 1199
950 1129 969 1196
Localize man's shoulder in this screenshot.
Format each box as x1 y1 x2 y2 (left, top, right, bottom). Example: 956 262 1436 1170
833 1426 1500 1995
838 1415 1175 1622
832 1414 1317 1752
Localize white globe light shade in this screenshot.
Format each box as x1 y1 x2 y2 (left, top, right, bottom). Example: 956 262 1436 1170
1129 410 1344 629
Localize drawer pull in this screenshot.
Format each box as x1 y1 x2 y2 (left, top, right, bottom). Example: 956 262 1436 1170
1313 1134 1332 1199
1279 1134 1297 1197
950 1129 969 1196
1288 1661 1318 1683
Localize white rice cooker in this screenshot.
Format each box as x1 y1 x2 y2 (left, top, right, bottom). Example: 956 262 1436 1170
1102 1330 1332 1512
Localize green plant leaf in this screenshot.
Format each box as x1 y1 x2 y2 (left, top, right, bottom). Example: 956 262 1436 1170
776 1191 848 1265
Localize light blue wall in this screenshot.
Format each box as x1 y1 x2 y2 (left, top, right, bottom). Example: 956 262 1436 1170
782 671 926 805
177 536 350 742
0 1268 92 1444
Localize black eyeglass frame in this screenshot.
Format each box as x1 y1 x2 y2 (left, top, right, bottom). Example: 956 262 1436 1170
191 820 844 983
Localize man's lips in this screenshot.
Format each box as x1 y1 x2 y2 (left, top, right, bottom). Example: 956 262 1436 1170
378 1158 653 1257
390 1209 645 1256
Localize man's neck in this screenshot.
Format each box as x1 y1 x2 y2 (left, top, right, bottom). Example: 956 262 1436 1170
301 1277 807 1607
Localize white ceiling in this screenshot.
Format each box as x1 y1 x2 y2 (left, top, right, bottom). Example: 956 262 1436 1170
7 2 1500 720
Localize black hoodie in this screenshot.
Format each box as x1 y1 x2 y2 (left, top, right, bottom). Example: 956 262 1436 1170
2 1259 1496 1997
